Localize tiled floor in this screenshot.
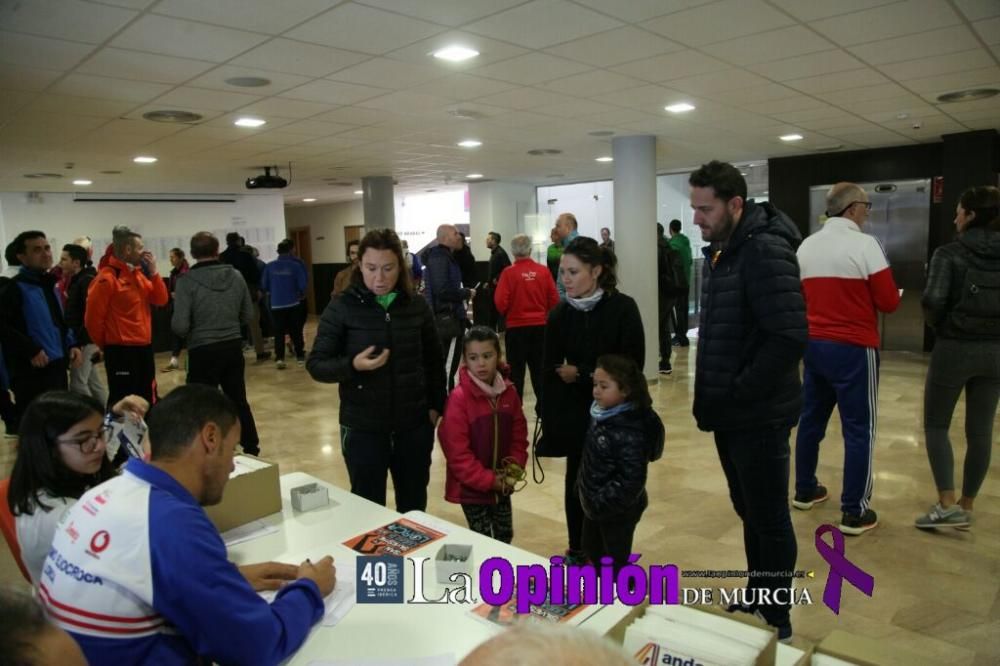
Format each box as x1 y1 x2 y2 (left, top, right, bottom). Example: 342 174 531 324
2 322 997 664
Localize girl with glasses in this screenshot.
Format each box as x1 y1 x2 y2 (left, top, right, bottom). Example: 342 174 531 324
5 391 147 584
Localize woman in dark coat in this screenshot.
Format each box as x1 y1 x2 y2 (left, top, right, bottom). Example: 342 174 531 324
307 229 446 512
542 236 644 564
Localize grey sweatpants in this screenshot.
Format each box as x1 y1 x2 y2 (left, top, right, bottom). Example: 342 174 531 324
923 338 1000 498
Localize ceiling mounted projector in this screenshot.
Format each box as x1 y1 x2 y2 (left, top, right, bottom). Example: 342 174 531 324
246 166 287 189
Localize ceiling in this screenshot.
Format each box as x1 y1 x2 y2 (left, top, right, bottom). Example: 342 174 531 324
1 0 997 205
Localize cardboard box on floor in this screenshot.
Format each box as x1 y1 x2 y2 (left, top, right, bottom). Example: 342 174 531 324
205 455 281 533
813 630 933 666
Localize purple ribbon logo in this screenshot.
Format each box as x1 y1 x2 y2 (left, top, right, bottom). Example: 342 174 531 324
815 524 875 614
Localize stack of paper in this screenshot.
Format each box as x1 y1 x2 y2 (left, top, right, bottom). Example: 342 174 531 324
259 562 356 628
623 605 772 666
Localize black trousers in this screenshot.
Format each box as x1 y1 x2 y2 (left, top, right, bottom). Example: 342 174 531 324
581 501 645 573
565 445 584 552
658 298 675 366
714 426 798 626
271 306 305 361
187 339 260 453
10 358 68 428
104 345 156 408
673 285 690 343
504 325 545 413
340 421 435 513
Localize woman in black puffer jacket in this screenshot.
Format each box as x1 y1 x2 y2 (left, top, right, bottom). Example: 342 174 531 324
307 229 446 512
542 237 644 564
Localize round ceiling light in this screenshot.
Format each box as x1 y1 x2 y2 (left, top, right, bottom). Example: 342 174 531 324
224 76 271 87
936 88 998 103
142 110 203 123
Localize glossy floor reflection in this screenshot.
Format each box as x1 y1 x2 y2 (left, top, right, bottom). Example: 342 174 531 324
1 322 997 664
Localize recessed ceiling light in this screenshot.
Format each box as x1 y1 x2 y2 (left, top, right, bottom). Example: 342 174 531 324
466 173 484 179
432 46 479 62
353 190 363 195
224 76 271 88
143 109 202 123
779 134 803 142
73 179 92 186
234 117 266 128
457 139 482 148
595 156 613 162
302 198 316 202
133 156 157 164
665 102 695 113
936 88 998 103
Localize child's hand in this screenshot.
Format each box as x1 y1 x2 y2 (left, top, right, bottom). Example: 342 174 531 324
491 476 509 494
555 364 579 383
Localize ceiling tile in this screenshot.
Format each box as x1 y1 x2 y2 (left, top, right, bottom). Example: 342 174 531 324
973 17 1000 45
770 105 852 123
720 83 803 105
474 53 592 86
234 39 369 78
234 97 331 119
464 0 622 50
878 49 997 81
0 31 95 70
610 50 731 84
545 27 684 68
110 15 269 62
746 50 866 81
810 0 963 47
665 69 773 95
580 107 656 126
185 66 312 95
767 0 899 21
153 0 340 34
279 79 389 105
354 0 526 26
953 0 1000 21
904 67 1000 94
77 48 216 84
847 25 979 65
0 0 137 44
741 95 829 115
310 106 399 125
87 0 157 8
328 58 444 90
472 86 570 110
284 4 444 55
532 98 623 119
641 0 794 45
151 86 263 112
357 91 454 114
570 0 714 23
277 119 356 137
796 114 870 130
51 72 172 103
701 26 835 66
383 31 528 69
815 83 915 105
416 74 518 100
544 70 643 97
23 93 137 118
785 68 891 94
589 84 681 110
0 63 63 91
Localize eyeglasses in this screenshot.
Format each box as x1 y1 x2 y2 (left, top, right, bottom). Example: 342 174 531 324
57 424 114 454
834 201 872 216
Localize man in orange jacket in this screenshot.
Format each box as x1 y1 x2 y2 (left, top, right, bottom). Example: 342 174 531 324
85 226 168 407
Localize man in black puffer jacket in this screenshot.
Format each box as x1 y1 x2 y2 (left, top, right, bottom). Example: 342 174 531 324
690 161 807 642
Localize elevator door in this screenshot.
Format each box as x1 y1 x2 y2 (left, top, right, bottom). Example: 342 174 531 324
808 179 930 352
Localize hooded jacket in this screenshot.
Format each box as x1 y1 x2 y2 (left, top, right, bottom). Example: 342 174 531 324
438 366 528 505
922 225 1000 341
693 200 808 433
577 405 664 521
307 283 447 433
64 265 97 346
85 255 169 348
171 260 253 350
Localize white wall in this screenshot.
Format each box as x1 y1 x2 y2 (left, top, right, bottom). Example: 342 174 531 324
0 191 286 265
535 181 615 242
396 189 468 255
284 199 363 265
469 181 536 260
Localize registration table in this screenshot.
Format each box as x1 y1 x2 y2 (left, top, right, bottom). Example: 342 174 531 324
226 472 633 664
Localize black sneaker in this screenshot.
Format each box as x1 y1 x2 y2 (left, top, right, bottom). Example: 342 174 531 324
256 351 272 362
840 509 878 536
563 549 588 566
658 364 672 375
726 601 754 614
792 484 829 511
753 610 793 642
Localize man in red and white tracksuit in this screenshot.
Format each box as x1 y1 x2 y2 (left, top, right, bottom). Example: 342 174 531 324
794 182 901 536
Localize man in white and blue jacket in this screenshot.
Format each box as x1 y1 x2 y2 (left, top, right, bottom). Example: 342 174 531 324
40 384 337 665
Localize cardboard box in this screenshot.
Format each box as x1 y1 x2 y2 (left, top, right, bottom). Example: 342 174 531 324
205 455 281 533
435 544 473 584
814 630 932 666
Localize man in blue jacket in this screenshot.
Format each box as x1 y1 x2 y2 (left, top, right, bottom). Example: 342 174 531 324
0 231 81 427
262 239 308 369
41 384 336 665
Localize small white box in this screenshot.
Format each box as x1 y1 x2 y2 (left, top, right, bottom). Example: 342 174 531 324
290 482 330 512
435 544 473 584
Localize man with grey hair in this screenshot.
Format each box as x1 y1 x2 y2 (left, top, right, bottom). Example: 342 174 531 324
460 622 632 666
85 225 168 407
494 233 558 408
554 213 579 297
794 181 900 535
425 224 476 391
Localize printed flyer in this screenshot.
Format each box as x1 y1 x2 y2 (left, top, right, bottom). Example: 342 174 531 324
343 518 446 556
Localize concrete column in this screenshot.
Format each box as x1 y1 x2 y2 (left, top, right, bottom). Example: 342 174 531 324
361 175 395 232
468 181 535 259
612 135 659 380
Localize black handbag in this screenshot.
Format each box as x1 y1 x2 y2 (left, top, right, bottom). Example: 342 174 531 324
531 415 571 484
434 311 462 341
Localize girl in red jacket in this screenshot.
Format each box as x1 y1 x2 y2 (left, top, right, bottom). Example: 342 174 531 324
438 326 528 543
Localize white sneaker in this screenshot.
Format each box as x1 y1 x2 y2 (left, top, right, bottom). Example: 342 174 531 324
276 360 287 370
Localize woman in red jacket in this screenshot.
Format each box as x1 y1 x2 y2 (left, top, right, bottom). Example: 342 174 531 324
438 326 528 543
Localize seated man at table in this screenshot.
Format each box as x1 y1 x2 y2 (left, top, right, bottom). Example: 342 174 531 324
38 384 337 665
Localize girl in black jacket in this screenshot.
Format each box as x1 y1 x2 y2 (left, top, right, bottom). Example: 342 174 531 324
578 354 663 572
542 237 644 564
307 229 447 512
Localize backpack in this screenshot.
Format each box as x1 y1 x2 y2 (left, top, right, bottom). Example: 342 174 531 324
949 266 1000 339
657 242 687 297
